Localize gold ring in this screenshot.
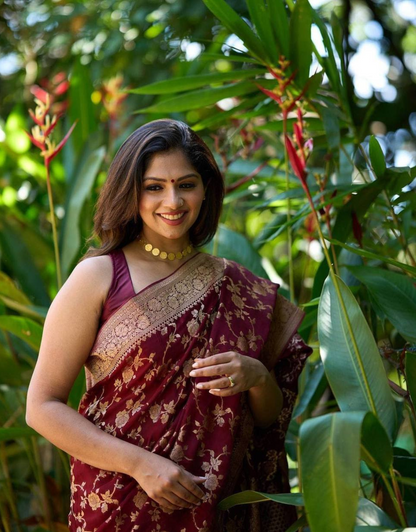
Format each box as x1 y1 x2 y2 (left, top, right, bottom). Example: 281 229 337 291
227 376 235 388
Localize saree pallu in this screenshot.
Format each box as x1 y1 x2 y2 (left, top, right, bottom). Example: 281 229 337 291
68 252 312 532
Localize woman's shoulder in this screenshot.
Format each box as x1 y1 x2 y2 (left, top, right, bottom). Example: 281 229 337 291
69 254 114 302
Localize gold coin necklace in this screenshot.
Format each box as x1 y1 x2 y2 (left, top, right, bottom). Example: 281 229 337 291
137 237 193 261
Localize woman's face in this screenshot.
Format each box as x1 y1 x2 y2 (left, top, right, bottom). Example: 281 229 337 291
139 149 205 246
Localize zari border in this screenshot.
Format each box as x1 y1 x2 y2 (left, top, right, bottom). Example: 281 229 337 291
84 253 225 390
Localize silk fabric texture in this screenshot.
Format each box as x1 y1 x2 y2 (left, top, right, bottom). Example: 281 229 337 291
68 251 312 532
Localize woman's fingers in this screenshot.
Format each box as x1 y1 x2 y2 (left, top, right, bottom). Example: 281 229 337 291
195 376 231 390
157 496 183 510
189 363 232 378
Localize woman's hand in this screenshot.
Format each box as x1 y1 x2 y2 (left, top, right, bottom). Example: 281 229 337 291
189 351 268 396
131 451 206 511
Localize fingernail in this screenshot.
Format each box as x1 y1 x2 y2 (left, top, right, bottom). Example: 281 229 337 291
189 370 196 376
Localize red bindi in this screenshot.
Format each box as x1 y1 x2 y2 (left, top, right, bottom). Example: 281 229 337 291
171 179 175 183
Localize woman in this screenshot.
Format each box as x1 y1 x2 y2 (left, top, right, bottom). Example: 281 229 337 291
26 119 312 532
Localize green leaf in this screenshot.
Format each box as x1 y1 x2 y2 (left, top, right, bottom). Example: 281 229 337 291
0 217 50 306
289 0 313 87
196 52 263 64
60 144 105 279
347 266 416 344
127 69 266 94
312 12 340 92
69 58 98 153
292 362 327 418
369 136 386 178
134 80 258 113
246 0 279 63
0 271 31 305
300 411 392 532
218 490 304 510
204 224 268 278
326 239 416 277
315 101 340 151
0 315 43 351
318 274 397 439
268 0 290 58
356 497 399 527
202 0 268 62
0 426 38 441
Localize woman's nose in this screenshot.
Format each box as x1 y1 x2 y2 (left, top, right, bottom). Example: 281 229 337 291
164 187 183 208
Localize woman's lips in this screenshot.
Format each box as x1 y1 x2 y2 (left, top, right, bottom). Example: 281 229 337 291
157 212 188 226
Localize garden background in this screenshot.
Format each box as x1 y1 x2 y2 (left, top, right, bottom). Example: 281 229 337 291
1 0 416 530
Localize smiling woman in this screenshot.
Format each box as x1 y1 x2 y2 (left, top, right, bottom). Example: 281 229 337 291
25 118 312 532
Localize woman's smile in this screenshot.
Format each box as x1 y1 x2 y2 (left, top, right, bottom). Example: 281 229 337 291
139 149 205 250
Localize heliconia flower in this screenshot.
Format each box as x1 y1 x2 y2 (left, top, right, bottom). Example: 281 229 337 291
31 72 70 120
285 135 308 191
25 89 77 168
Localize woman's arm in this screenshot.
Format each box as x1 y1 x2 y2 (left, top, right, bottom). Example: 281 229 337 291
26 257 205 511
248 366 283 429
25 256 141 474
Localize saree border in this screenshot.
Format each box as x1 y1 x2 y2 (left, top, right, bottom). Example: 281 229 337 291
214 292 305 530
84 253 225 390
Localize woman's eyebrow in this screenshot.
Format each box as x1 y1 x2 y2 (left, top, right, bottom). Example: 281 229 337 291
143 173 199 182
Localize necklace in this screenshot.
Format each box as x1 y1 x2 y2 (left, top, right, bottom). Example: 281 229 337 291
137 237 193 261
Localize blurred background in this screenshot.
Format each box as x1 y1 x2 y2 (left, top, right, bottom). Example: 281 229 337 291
1 0 416 530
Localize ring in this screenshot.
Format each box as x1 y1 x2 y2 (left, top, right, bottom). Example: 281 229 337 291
227 376 235 388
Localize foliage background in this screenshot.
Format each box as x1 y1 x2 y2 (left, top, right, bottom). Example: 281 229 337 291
1 0 416 531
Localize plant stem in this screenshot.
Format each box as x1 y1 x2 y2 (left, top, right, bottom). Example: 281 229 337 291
283 116 295 302
31 437 53 531
0 443 22 532
381 468 408 527
45 163 62 289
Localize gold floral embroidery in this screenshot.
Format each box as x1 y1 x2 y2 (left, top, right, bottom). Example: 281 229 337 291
85 254 224 389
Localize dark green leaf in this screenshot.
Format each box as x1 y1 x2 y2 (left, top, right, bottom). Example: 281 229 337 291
347 266 416 343
289 0 313 87
127 69 266 94
202 0 268 62
369 136 386 178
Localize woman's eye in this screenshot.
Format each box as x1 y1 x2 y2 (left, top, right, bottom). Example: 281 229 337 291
145 183 196 191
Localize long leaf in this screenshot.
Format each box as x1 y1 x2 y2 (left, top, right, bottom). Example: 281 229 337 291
0 316 43 351
60 144 105 279
300 411 393 532
327 239 416 277
134 80 259 114
289 0 312 87
268 0 290 58
347 266 416 344
0 427 38 441
202 0 269 62
318 274 397 439
127 69 266 94
246 0 279 64
218 491 304 510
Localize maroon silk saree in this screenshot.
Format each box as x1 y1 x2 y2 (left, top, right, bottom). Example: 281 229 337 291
68 252 312 532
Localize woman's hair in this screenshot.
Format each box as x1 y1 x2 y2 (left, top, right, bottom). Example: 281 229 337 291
80 118 224 260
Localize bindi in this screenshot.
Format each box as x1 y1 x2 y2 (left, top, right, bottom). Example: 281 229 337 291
171 179 175 183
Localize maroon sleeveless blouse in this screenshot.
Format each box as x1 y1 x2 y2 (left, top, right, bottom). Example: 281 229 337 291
99 249 135 326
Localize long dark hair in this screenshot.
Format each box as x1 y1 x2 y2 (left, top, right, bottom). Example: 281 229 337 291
81 118 224 260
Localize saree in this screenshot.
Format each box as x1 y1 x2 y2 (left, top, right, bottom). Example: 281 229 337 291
68 251 312 532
